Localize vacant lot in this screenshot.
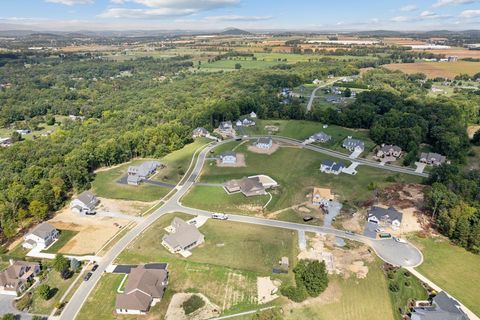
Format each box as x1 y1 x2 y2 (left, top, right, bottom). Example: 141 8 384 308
412 48 480 59
184 143 421 213
285 260 396 320
42 229 78 254
410 235 480 317
387 268 428 319
384 61 480 79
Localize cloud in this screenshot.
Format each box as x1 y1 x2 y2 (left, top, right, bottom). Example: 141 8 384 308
101 0 240 19
204 15 271 22
433 0 475 7
400 5 418 12
391 16 412 22
45 0 93 5
419 10 451 19
460 9 480 17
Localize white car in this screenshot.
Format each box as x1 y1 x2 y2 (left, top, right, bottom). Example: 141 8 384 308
212 213 229 220
394 237 407 244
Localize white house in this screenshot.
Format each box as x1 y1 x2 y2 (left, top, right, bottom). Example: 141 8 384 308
342 137 365 152
236 120 243 127
249 112 257 118
242 118 255 126
320 160 345 175
70 191 99 214
22 223 59 250
219 151 237 165
367 207 403 229
256 137 273 149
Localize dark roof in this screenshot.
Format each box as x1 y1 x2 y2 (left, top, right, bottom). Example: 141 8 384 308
220 151 236 158
368 206 403 223
322 160 335 167
331 163 345 171
257 137 272 145
29 223 57 239
411 292 468 320
76 191 99 210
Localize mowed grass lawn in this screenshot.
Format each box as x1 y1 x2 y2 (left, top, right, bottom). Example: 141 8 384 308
410 235 480 316
184 142 421 213
91 138 210 202
79 212 295 318
244 120 375 154
42 229 78 254
286 260 396 320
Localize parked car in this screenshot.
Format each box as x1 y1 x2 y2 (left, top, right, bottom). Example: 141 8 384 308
85 210 97 216
212 213 229 220
84 272 92 281
345 230 355 235
375 228 385 233
303 216 313 222
91 264 98 272
394 237 407 244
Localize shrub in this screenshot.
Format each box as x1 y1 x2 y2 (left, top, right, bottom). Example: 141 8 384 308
389 283 400 292
387 271 395 279
280 285 308 302
37 284 51 300
15 292 33 311
293 260 329 297
2 314 15 320
182 295 205 315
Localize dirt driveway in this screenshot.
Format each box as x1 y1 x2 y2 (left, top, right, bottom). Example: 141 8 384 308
48 207 133 255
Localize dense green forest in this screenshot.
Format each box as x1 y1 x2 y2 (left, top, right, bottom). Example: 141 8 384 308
0 51 479 253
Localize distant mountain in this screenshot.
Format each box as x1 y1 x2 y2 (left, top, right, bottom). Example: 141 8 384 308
218 28 252 36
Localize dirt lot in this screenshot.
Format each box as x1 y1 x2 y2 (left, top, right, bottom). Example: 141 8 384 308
165 293 220 320
257 277 280 304
48 207 132 255
97 197 153 216
384 61 480 79
217 153 246 167
298 234 373 279
248 143 280 155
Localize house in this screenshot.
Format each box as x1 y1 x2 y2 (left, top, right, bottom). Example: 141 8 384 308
313 79 321 85
224 175 278 197
256 137 273 149
342 137 365 152
310 132 332 143
15 129 30 135
162 218 205 253
411 291 469 320
367 206 403 229
320 160 345 175
419 152 447 166
242 118 255 127
279 257 289 270
22 223 59 250
127 161 162 185
250 112 257 118
115 265 168 315
70 191 99 214
218 121 233 132
376 144 402 158
236 120 243 127
219 151 237 165
0 137 12 147
192 127 208 138
0 260 41 296
312 187 334 207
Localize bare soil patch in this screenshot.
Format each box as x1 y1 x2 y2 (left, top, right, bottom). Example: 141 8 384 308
97 197 153 216
165 293 220 320
216 153 246 167
257 277 280 304
341 211 364 234
248 143 280 155
48 207 131 255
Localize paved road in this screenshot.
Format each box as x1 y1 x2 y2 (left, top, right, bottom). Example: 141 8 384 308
60 137 425 320
306 79 338 112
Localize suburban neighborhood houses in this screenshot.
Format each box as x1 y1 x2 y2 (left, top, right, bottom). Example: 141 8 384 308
411 291 469 320
309 132 332 143
255 137 273 149
376 144 402 159
127 160 162 185
70 191 99 215
115 264 169 315
367 206 403 230
342 137 365 152
22 222 59 250
320 160 345 175
419 152 447 166
0 260 40 296
219 151 237 165
162 218 205 256
224 175 278 197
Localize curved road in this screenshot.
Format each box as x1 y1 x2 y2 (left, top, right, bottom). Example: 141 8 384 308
59 138 424 320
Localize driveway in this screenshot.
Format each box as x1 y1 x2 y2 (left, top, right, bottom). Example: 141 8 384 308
323 201 342 227
109 263 168 274
363 221 378 239
342 162 359 175
414 162 427 173
349 149 363 159
0 295 35 319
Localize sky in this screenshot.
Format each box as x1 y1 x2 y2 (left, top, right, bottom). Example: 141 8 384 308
1 0 480 31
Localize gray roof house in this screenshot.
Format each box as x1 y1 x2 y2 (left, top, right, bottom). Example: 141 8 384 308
377 145 402 158
342 137 365 151
162 218 205 253
115 265 168 315
310 132 332 143
192 127 208 137
219 121 233 131
70 191 99 214
0 260 41 296
411 291 469 320
219 151 237 164
367 206 403 228
23 223 59 250
320 160 345 175
225 177 266 197
256 137 273 149
127 161 162 185
420 152 446 166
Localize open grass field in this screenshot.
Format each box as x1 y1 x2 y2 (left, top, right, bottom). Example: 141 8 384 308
384 61 480 79
410 235 480 317
285 260 396 320
243 120 375 154
78 212 295 318
92 138 209 202
30 271 80 315
42 229 78 254
183 142 421 213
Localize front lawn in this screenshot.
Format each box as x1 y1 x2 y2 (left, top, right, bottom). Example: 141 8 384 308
410 235 480 317
42 230 78 254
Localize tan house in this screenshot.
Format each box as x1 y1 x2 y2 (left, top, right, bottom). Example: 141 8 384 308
312 187 334 207
162 218 205 254
376 144 402 158
0 260 40 296
224 175 278 197
115 265 168 315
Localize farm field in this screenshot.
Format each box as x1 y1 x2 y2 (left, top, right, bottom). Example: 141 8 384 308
184 141 421 213
285 260 396 320
412 47 480 59
384 61 480 79
78 212 295 318
410 235 480 317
